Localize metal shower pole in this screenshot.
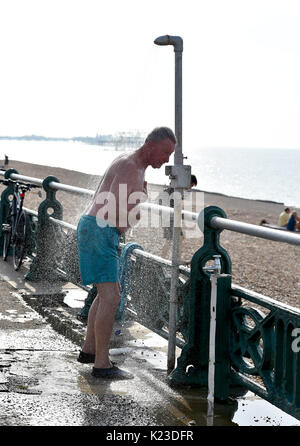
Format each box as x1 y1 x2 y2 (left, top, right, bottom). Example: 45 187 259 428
154 35 191 373
154 35 183 163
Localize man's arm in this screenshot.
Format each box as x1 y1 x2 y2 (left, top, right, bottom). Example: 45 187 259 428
112 164 147 229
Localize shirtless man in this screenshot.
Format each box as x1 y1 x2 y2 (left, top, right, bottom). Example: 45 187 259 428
77 127 176 379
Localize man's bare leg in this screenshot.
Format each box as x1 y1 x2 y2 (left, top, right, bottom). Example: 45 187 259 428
81 282 120 366
93 282 120 369
81 292 100 355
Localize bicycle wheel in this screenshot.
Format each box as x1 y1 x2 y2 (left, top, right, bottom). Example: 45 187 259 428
2 208 12 261
12 212 27 271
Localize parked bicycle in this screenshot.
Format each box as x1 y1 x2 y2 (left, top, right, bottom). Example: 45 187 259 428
0 179 41 270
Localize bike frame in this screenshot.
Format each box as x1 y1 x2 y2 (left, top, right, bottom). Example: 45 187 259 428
11 183 26 242
1 178 41 269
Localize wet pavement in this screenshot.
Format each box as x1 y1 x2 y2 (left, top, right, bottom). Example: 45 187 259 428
0 258 299 427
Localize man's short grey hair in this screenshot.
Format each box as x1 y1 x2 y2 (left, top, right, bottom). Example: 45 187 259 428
145 127 177 144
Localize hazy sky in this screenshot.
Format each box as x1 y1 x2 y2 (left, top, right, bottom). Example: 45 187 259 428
1 0 300 150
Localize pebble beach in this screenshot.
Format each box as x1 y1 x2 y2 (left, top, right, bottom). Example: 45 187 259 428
1 159 299 309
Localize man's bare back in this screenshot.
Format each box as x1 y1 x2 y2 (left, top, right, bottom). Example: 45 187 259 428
85 136 175 232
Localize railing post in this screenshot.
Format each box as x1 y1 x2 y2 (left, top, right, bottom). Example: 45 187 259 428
203 255 232 420
168 206 233 400
25 176 64 282
0 169 19 252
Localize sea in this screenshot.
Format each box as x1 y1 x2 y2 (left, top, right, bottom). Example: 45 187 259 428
0 139 299 207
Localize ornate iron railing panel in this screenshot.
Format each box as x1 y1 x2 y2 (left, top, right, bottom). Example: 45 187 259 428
230 285 300 420
126 249 190 347
47 219 82 284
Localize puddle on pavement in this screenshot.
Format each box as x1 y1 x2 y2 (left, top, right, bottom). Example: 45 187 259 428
108 342 168 371
5 374 42 395
150 385 300 426
0 310 42 323
63 289 87 308
232 392 300 426
1 349 82 396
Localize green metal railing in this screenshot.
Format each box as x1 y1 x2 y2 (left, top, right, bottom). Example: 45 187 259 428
169 206 300 420
1 168 300 420
230 285 300 415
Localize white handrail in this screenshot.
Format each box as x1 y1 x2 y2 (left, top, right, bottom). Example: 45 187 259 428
2 169 300 246
210 216 300 246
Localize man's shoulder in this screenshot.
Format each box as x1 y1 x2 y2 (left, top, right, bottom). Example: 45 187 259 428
109 153 137 175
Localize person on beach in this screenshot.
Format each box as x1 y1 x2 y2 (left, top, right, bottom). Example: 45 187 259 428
160 174 198 260
76 127 176 379
286 211 300 232
278 207 291 227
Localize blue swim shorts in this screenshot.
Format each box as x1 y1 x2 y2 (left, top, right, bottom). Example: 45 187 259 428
77 215 120 285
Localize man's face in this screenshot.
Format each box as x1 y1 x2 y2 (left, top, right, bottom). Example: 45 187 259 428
149 138 175 169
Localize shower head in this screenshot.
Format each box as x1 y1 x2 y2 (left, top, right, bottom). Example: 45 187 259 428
154 35 183 52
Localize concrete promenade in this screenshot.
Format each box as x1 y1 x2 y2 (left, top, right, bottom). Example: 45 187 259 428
0 258 299 427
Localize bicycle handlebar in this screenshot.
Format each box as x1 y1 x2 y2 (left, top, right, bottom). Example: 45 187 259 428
0 179 41 190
